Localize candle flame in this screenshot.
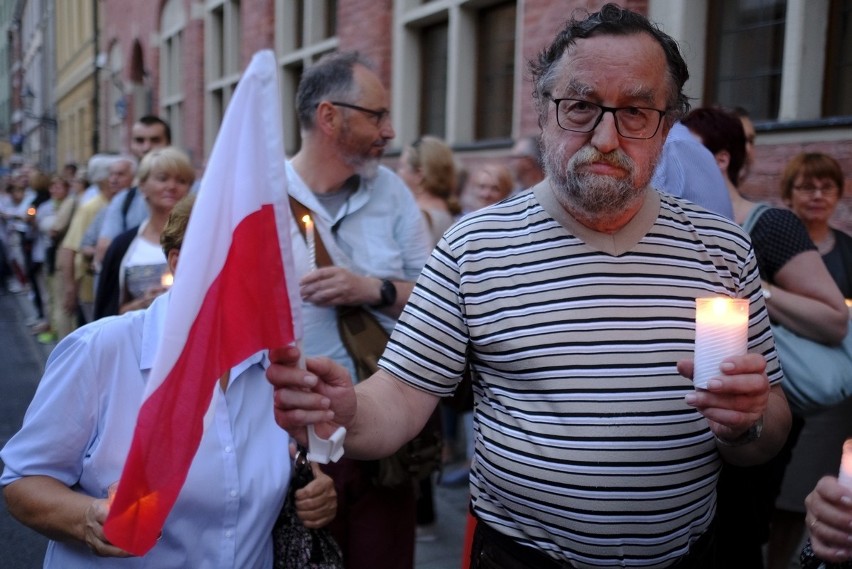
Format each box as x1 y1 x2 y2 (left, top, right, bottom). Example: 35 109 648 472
845 299 852 308
27 207 36 216
302 214 312 226
161 272 174 287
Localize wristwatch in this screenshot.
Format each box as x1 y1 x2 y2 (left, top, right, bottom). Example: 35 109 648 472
375 279 397 308
715 415 764 447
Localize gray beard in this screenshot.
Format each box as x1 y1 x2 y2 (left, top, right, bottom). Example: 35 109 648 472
544 144 644 218
351 157 380 180
336 126 381 180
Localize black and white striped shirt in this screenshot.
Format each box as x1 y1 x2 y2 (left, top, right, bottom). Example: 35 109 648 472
380 182 781 568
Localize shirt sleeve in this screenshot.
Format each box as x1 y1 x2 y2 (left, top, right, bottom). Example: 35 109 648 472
0 330 101 487
750 208 816 281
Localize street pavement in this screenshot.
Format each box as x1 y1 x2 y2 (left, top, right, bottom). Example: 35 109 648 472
416 476 469 569
0 289 469 568
0 289 50 566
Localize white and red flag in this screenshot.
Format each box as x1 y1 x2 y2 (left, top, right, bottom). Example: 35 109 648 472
103 49 301 556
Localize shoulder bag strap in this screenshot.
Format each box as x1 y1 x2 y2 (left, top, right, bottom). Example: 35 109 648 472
741 202 772 235
288 195 333 268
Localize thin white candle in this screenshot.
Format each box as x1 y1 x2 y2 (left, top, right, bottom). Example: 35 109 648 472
302 214 316 271
839 438 852 488
693 297 749 389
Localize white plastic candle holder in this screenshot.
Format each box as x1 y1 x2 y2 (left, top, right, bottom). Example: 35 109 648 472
693 297 749 390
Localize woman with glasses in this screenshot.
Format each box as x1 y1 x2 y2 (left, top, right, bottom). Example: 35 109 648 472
769 152 852 569
682 108 848 568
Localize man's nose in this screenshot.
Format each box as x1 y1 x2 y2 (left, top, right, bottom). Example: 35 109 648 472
590 111 620 154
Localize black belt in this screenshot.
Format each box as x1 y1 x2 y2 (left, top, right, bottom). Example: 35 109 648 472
472 519 716 569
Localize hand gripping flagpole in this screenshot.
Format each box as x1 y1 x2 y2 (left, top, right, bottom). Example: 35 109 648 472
295 341 346 463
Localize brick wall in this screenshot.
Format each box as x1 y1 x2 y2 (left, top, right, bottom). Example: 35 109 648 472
337 0 394 87
95 0 852 238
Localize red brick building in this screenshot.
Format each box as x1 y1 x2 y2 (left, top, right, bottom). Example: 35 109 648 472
96 0 852 228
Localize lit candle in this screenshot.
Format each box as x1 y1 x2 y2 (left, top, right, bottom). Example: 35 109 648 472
693 297 749 389
161 272 174 288
302 214 316 271
839 438 852 488
27 207 36 217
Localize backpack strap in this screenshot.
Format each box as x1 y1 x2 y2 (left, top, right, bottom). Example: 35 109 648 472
121 186 138 232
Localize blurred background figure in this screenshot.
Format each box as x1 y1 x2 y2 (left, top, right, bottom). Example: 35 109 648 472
398 135 461 243
29 174 72 343
95 147 194 319
767 152 852 569
651 121 733 219
57 154 120 332
734 107 757 184
50 169 86 338
0 169 36 293
508 135 544 194
462 163 513 214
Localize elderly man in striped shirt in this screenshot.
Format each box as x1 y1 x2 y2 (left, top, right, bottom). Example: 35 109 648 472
267 4 791 568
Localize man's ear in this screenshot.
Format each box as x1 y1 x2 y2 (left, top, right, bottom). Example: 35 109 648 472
714 149 730 173
315 101 340 136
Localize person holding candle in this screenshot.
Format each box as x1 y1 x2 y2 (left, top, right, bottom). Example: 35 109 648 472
0 193 339 568
94 147 193 319
769 152 852 569
267 5 793 568
800 442 852 568
681 107 848 568
285 51 432 569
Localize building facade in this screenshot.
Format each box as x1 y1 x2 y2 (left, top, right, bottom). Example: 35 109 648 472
2 0 850 228
54 0 99 172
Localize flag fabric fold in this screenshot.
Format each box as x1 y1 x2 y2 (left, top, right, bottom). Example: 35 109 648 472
103 49 302 556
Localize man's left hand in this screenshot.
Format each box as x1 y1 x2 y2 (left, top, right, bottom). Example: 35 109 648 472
300 267 376 307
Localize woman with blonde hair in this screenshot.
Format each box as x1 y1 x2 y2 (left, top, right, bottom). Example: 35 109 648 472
94 146 195 318
397 136 460 243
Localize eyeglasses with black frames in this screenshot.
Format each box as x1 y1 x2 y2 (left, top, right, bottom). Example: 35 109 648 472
792 182 839 197
329 101 389 127
549 97 668 140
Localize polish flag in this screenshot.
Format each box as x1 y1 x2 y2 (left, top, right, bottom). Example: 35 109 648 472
103 50 301 556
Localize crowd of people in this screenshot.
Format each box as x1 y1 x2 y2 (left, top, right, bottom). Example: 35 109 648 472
1 3 851 569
